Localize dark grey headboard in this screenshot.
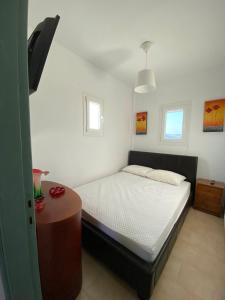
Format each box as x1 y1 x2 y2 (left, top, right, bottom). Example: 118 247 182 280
128 151 198 193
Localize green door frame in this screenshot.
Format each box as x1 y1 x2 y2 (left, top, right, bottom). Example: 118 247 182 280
0 1 42 299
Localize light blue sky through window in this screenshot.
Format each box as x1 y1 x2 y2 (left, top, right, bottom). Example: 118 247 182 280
164 110 183 139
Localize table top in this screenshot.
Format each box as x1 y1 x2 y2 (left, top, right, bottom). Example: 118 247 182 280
197 178 225 189
36 181 81 225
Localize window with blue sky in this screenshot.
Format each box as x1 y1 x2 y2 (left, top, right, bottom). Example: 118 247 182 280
164 109 184 140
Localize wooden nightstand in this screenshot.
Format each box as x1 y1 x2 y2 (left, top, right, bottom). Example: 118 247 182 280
194 178 225 217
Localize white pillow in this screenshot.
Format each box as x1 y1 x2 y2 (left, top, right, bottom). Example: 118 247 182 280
122 165 154 177
146 169 186 186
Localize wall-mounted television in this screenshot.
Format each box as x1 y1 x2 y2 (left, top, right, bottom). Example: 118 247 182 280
28 15 60 95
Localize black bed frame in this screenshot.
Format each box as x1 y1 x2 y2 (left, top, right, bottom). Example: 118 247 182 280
82 151 198 299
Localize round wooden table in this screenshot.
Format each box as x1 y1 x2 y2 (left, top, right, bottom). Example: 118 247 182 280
36 181 82 300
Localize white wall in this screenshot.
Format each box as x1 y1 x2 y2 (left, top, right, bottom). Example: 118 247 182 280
133 66 225 182
30 40 132 188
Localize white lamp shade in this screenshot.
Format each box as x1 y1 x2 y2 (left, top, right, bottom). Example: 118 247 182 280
134 69 156 93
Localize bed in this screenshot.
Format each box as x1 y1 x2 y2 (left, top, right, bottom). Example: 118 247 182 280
76 151 198 299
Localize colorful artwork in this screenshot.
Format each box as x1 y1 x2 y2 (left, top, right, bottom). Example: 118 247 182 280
203 99 225 132
136 112 147 135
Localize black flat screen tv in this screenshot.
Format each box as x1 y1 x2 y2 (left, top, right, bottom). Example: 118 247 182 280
28 15 60 94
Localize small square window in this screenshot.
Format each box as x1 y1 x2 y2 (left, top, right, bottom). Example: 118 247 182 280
164 109 184 140
88 101 101 130
161 103 190 145
84 95 104 136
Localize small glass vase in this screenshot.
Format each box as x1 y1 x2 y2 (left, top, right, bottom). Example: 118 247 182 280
32 169 49 200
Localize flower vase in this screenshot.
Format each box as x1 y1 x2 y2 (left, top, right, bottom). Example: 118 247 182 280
32 169 49 200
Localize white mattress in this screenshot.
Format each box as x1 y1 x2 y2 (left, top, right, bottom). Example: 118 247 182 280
75 172 190 262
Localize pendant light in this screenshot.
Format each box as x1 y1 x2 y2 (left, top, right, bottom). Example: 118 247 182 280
134 41 156 93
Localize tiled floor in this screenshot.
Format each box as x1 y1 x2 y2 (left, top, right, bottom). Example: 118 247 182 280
77 208 225 300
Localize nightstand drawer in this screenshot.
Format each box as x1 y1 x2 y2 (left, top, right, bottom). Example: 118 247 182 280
195 193 221 214
196 189 222 204
194 179 225 217
197 184 222 198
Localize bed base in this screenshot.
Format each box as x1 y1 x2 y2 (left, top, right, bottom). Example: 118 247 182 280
82 151 198 299
82 195 191 300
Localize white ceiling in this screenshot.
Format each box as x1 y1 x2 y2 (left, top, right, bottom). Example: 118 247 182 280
28 0 225 87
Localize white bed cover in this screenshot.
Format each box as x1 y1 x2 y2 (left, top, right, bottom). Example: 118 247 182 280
75 172 190 262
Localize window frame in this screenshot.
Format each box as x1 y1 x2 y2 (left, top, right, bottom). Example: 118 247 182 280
160 102 191 146
83 94 104 137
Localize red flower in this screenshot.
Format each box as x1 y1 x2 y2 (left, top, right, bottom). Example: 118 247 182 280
206 107 212 113
213 104 220 110
137 115 146 121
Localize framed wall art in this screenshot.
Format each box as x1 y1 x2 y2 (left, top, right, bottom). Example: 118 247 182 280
136 112 147 135
203 99 225 132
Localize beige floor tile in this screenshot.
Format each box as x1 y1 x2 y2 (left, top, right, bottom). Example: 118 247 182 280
212 287 225 300
150 288 170 300
162 255 182 281
153 274 198 300
170 238 198 265
177 264 201 294
177 263 221 300
82 250 105 289
194 251 225 280
76 289 93 300
84 265 137 300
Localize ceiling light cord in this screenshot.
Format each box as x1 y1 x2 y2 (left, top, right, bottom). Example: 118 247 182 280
141 41 152 69
134 40 156 93
145 48 150 69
